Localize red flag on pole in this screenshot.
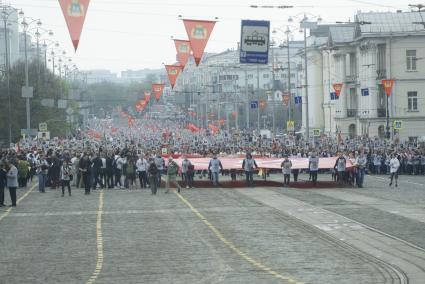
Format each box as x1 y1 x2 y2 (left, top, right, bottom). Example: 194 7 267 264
183 19 216 66
152 84 165 101
332 83 344 98
381 79 394 97
58 0 90 51
165 65 183 89
174 39 191 69
144 91 151 103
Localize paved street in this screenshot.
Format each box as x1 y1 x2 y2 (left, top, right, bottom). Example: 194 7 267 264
0 174 425 284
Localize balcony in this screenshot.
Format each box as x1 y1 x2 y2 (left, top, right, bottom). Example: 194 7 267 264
377 108 386 118
347 109 357 117
376 69 386 79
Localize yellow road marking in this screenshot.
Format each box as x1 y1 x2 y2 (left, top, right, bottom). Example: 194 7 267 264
174 191 305 284
86 190 105 284
0 183 37 222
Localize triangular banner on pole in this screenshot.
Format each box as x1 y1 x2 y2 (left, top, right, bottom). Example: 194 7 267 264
173 39 191 69
59 0 90 51
152 84 165 101
332 83 344 98
382 79 394 97
183 19 216 66
165 65 183 89
144 91 151 103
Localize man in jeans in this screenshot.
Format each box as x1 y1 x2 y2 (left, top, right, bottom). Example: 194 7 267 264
308 152 319 186
165 157 181 193
208 154 223 187
242 153 258 186
355 152 367 188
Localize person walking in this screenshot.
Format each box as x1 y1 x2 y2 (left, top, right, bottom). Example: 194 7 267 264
147 158 158 195
6 161 18 207
60 158 72 197
17 157 29 188
136 154 148 189
181 156 193 189
355 152 367 188
242 153 258 186
165 157 181 193
208 154 223 187
389 153 400 187
281 155 292 187
79 153 92 195
0 162 6 207
36 155 49 193
105 152 114 189
334 152 347 184
309 152 319 186
154 152 165 188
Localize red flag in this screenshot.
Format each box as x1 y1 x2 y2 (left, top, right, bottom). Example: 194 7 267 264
174 39 191 68
259 100 267 110
59 0 90 51
332 83 344 98
381 79 394 97
144 91 151 103
283 93 290 106
183 19 216 66
208 124 219 134
165 65 183 89
219 119 225 126
152 84 165 101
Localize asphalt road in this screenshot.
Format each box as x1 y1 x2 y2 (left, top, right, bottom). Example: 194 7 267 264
0 173 424 284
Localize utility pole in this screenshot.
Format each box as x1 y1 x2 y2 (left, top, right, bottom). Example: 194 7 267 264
244 69 249 129
2 7 12 144
256 65 260 130
286 28 292 131
303 27 309 141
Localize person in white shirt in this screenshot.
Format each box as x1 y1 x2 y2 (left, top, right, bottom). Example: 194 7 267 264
389 154 400 187
281 155 292 187
309 152 319 186
136 154 148 189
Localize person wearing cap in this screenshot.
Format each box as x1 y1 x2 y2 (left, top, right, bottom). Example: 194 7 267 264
165 157 181 193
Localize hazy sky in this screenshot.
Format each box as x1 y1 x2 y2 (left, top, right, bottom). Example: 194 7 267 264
8 0 410 73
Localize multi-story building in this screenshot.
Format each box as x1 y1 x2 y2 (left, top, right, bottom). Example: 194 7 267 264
301 10 425 141
174 44 304 131
84 69 118 84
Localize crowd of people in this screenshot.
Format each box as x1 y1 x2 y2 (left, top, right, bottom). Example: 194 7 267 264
0 117 424 207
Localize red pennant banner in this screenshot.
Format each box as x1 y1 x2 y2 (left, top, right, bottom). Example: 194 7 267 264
208 124 219 134
332 83 344 97
59 0 90 51
174 39 191 68
219 119 225 126
152 84 165 101
259 100 267 110
165 65 183 89
144 91 151 103
382 79 394 97
183 19 216 66
283 93 290 106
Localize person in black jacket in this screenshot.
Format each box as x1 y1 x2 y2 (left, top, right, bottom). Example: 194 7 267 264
0 162 7 207
79 153 92 195
91 153 103 190
105 151 114 188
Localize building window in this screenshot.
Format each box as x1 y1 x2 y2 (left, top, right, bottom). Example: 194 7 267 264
290 73 295 78
247 74 254 79
263 84 270 89
263 73 269 79
408 91 418 111
281 74 286 79
406 50 417 71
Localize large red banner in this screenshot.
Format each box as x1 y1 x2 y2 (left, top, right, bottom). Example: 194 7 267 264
183 19 216 66
165 65 183 89
382 79 394 97
59 0 90 51
152 84 165 101
174 39 191 68
332 83 344 97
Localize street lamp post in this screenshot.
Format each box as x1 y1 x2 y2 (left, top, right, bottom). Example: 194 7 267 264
21 14 42 133
1 4 18 144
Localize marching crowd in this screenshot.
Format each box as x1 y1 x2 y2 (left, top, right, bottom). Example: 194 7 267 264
0 117 424 207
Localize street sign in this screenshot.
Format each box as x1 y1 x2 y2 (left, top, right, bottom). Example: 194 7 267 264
313 129 321 137
21 129 38 137
250 101 258 109
393 120 403 130
361 88 369 96
39 122 48 132
21 86 34 98
41 99 55 107
240 20 270 64
287 120 295 131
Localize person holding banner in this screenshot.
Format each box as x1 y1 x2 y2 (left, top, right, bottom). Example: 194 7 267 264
242 153 258 186
309 152 319 186
208 154 223 187
281 155 292 187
